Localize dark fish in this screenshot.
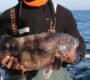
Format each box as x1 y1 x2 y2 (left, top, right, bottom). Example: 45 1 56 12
0 32 79 71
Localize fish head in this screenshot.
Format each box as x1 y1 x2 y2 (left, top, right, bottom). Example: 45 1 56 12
54 34 79 64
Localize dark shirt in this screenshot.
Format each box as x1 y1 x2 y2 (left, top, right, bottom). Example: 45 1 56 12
0 3 86 76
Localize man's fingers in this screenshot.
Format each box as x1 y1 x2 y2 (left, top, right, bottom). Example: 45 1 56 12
1 55 27 72
1 55 10 66
20 65 27 74
13 58 21 70
6 56 14 69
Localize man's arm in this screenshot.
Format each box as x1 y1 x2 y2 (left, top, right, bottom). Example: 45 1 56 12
0 14 15 68
65 10 86 59
0 14 26 73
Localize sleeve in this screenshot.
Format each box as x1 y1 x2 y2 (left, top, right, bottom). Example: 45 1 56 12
0 13 11 38
0 16 7 36
65 10 86 59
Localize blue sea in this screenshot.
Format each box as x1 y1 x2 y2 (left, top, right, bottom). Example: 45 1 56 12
0 10 90 80
68 10 90 80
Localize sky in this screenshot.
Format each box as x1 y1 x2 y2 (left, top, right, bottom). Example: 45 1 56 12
0 0 90 12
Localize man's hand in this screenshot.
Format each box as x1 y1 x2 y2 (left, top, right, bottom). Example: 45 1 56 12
1 55 14 68
1 55 27 73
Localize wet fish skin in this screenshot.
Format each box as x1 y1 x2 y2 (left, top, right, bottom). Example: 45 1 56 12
0 32 79 71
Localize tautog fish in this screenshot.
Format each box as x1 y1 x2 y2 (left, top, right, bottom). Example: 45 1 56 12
0 32 79 71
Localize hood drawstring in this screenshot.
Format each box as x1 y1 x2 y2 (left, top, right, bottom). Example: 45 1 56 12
48 0 56 33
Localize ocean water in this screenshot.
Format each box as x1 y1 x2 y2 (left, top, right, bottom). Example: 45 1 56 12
72 10 90 50
68 10 90 80
0 10 90 80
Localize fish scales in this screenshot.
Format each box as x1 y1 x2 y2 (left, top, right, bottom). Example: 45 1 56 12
0 32 79 71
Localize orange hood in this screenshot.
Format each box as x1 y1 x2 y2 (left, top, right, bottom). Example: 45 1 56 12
22 0 48 7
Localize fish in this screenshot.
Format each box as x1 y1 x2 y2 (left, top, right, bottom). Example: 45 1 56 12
0 32 79 72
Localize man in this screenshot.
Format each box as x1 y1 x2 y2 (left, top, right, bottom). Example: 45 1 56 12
0 0 86 80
